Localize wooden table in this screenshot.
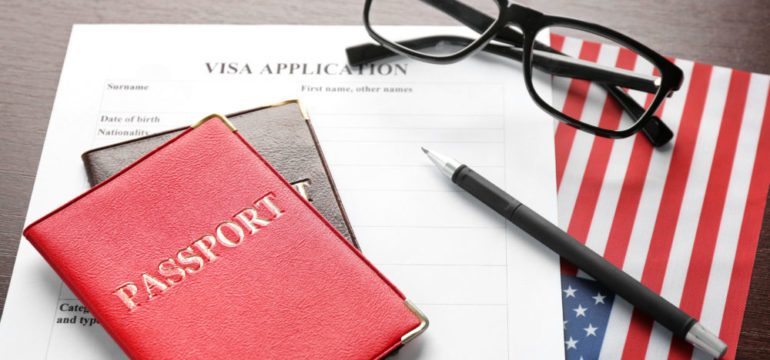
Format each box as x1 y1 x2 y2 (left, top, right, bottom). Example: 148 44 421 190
1 0 768 357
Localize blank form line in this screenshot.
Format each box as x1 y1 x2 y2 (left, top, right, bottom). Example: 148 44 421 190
95 111 200 115
503 87 510 358
316 126 504 130
338 188 462 193
329 163 506 167
328 164 504 168
375 263 507 267
354 224 505 229
298 79 505 86
413 303 508 306
323 140 504 144
311 112 504 117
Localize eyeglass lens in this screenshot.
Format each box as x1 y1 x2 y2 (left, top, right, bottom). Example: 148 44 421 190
530 26 662 132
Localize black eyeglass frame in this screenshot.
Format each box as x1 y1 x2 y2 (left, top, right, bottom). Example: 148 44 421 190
361 0 684 144
348 35 661 94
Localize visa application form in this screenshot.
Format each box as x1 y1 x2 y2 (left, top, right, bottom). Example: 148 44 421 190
0 25 563 359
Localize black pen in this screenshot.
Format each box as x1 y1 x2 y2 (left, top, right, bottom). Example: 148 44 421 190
421 147 727 359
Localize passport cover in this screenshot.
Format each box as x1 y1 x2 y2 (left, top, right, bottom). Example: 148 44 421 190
24 115 427 359
81 100 358 248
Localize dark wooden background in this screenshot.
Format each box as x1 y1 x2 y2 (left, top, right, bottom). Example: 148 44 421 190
1 0 768 357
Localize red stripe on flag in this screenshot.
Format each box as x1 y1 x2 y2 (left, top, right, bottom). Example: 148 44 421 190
668 70 752 360
602 135 653 268
561 48 638 276
620 62 714 360
718 81 770 360
550 33 566 52
554 41 602 189
602 67 664 269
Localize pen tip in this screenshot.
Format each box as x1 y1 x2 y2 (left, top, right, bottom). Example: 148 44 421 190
420 147 461 178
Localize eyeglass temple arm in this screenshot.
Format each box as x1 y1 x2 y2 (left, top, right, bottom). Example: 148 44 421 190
419 0 673 146
505 47 661 94
605 85 673 146
348 37 659 93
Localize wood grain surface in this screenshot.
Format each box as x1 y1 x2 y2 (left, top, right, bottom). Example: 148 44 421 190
1 0 768 357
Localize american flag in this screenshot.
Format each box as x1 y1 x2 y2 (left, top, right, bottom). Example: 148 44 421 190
550 34 770 360
562 276 615 360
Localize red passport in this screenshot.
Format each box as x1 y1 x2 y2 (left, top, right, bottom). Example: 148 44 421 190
24 115 427 359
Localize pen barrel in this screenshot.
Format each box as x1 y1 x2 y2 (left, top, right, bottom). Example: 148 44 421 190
452 165 696 339
452 165 522 218
510 205 696 338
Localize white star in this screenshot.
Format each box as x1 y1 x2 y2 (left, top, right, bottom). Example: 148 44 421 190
563 320 568 330
563 285 577 298
592 292 606 305
565 336 578 350
584 323 598 337
573 304 588 318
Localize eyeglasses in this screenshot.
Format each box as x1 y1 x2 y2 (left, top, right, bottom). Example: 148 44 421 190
347 0 685 147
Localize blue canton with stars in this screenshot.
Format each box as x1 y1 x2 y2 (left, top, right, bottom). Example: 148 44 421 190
561 275 615 360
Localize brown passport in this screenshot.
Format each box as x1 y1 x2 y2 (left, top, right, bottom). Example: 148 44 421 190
82 99 358 248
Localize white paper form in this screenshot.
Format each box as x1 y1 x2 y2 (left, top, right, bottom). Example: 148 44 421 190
0 25 562 359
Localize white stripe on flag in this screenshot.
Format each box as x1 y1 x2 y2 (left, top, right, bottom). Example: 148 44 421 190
696 74 770 349
582 56 654 259
599 298 633 360
578 132 634 255
622 58 693 277
557 44 620 228
644 65 733 360
598 58 695 360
